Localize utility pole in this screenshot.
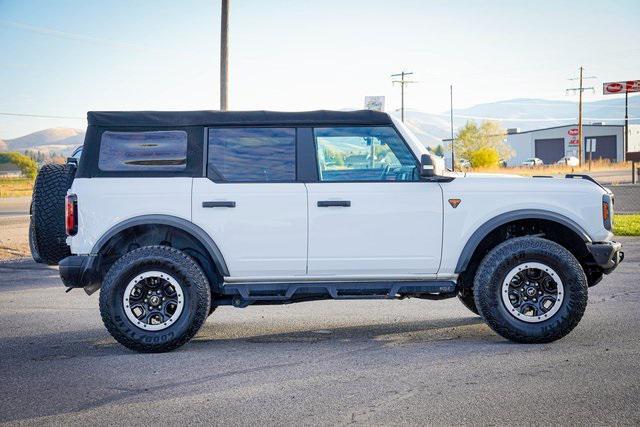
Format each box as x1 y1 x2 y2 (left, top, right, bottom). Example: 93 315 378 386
391 71 416 122
567 67 595 167
220 0 230 111
450 85 455 171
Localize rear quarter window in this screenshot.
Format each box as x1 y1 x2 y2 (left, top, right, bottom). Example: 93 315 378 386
98 131 188 172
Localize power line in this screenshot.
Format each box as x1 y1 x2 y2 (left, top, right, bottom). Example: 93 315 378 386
0 112 84 120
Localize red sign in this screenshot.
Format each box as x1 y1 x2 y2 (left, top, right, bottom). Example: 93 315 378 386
603 80 640 95
568 128 579 136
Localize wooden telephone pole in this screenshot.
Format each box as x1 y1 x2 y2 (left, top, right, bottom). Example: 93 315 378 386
391 71 416 122
567 67 595 167
220 0 230 111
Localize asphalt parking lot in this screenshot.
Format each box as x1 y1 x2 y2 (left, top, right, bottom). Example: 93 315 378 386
0 237 639 426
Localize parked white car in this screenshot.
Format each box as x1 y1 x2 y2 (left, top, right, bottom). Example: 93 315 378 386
457 158 471 169
557 156 580 167
29 110 623 352
522 157 544 167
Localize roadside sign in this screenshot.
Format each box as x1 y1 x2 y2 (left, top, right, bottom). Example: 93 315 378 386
603 80 640 95
364 96 385 111
568 128 579 136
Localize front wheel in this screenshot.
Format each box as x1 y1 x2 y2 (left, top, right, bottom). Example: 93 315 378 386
99 246 211 353
473 237 588 343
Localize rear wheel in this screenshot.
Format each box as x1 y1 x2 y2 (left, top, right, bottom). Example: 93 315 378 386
457 288 479 315
474 237 588 343
99 246 211 353
31 163 75 265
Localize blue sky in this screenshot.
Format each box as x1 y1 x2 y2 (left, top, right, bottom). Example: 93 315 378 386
1 0 639 138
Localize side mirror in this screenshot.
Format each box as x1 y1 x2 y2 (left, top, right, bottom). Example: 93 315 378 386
420 154 435 178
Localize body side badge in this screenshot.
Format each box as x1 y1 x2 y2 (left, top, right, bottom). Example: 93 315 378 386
448 198 461 208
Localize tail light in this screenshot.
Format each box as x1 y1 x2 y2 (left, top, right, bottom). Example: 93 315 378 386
602 194 613 231
65 194 78 236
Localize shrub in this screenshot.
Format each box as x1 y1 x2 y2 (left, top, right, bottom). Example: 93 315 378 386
468 146 500 168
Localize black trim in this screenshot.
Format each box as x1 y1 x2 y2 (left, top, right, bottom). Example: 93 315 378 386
454 209 592 273
220 280 457 305
296 127 319 182
202 201 236 208
90 215 230 276
317 200 351 207
587 241 623 272
59 254 101 289
87 110 393 127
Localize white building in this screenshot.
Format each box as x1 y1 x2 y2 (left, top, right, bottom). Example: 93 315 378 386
505 123 640 166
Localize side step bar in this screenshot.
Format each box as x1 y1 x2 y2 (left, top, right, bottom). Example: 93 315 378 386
219 280 457 307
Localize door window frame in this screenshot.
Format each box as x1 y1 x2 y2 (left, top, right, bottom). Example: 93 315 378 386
309 124 420 183
205 126 299 184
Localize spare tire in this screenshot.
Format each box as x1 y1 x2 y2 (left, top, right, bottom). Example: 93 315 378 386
28 201 43 264
31 163 76 265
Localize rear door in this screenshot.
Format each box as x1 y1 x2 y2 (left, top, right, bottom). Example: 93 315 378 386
306 126 443 276
192 127 307 278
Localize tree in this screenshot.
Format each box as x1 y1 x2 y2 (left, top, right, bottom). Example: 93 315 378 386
0 152 38 179
451 120 513 165
433 144 445 157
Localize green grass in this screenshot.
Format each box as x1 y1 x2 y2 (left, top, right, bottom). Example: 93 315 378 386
0 178 33 198
614 214 640 236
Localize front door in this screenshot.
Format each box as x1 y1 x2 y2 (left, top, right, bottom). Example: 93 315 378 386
192 127 307 278
306 126 443 276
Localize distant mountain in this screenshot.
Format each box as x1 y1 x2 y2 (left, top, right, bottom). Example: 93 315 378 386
2 128 85 156
392 95 639 147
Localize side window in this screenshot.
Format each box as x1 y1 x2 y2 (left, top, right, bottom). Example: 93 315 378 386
208 127 296 182
98 131 187 171
314 126 417 182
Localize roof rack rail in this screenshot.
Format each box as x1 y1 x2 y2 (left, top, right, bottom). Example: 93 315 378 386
565 174 607 191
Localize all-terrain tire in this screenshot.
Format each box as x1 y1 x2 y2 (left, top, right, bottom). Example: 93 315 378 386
457 288 479 315
29 202 43 263
31 163 75 265
473 237 588 343
99 246 211 353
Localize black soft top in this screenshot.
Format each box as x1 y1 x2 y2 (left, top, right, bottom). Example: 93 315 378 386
87 110 393 127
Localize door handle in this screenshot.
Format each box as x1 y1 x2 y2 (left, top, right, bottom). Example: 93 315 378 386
317 200 351 207
202 201 236 208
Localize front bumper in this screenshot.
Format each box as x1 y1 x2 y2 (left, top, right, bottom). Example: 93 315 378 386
587 241 624 273
59 255 101 294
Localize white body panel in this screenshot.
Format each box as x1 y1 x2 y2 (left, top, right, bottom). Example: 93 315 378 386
306 182 442 275
437 175 612 275
69 178 192 255
191 178 307 277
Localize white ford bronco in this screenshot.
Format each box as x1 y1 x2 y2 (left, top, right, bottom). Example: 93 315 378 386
29 110 623 352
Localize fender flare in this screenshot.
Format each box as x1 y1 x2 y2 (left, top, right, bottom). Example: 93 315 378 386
454 209 592 274
90 214 230 276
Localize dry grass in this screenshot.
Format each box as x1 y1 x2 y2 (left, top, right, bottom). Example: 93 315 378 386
0 178 34 198
474 159 630 176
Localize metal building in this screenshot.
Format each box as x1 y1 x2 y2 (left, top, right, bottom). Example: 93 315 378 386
506 123 640 166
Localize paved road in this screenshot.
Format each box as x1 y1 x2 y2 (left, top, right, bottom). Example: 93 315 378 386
0 237 638 425
0 196 30 217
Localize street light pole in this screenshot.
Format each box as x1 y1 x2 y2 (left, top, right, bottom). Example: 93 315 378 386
220 0 230 111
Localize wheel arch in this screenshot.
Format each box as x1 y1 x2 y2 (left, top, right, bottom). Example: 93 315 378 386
91 215 230 279
455 209 592 275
